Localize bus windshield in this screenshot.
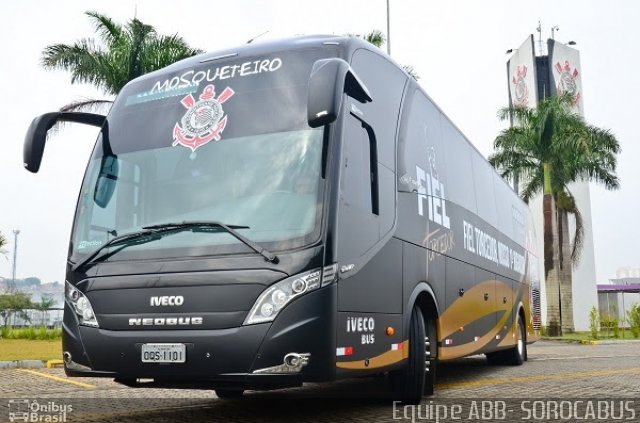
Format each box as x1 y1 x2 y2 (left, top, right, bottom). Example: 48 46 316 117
70 48 331 263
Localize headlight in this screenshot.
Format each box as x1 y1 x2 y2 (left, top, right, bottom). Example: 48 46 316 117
243 269 322 325
65 281 99 327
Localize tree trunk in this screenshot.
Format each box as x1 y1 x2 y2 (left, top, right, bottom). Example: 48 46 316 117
544 193 562 336
558 209 575 333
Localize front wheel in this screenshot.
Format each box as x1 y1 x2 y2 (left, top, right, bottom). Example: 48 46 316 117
390 306 437 403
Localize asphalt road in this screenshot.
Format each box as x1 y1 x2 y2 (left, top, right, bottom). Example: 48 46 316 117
1 340 639 422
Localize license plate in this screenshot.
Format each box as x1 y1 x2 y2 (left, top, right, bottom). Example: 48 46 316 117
141 343 186 363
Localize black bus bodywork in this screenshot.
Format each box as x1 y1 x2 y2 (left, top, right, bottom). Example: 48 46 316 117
24 35 540 403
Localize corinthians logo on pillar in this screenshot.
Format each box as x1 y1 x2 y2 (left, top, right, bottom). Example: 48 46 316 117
173 84 235 153
555 60 581 108
511 65 529 107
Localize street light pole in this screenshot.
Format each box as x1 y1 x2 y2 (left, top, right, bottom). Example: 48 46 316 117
10 229 20 292
386 0 391 55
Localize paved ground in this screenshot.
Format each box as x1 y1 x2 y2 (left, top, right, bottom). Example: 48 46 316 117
1 340 639 422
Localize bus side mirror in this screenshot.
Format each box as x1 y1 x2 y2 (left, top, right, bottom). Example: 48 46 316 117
94 154 119 208
23 111 106 173
307 58 372 128
23 113 62 173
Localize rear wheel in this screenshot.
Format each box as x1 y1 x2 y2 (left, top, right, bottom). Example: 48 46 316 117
505 315 527 365
486 315 526 365
390 306 437 403
215 389 244 399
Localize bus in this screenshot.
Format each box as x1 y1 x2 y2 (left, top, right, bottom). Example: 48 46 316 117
23 35 540 403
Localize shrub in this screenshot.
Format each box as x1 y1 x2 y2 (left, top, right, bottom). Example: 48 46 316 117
628 304 640 339
589 306 599 339
25 326 37 340
0 326 62 340
612 319 620 338
600 314 616 338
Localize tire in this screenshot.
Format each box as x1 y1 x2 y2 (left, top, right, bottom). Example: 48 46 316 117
486 315 526 366
423 313 437 395
215 389 244 399
505 315 527 365
390 306 437 403
485 349 505 365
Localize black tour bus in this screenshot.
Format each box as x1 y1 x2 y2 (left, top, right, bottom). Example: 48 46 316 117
24 35 540 403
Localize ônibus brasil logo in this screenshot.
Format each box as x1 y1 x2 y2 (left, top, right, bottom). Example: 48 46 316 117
555 60 581 108
173 84 235 153
511 65 529 107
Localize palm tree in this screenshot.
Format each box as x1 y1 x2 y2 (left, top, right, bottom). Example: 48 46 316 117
489 93 620 336
41 11 203 112
353 30 419 81
0 232 6 257
33 296 56 327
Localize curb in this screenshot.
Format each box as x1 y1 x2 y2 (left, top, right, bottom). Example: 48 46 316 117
47 359 64 368
580 339 599 345
0 360 46 369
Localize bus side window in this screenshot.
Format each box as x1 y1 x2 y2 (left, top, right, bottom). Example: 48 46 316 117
337 115 380 259
342 115 378 215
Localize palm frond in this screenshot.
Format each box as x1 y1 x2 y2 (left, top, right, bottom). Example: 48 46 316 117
138 34 203 75
497 104 533 124
569 204 584 265
402 65 419 81
42 39 119 94
363 30 385 48
519 168 544 203
59 99 113 113
0 232 7 256
41 11 202 95
85 11 122 45
45 99 113 139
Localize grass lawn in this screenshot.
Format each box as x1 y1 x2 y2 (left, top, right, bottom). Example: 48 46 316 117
543 330 640 342
0 339 62 361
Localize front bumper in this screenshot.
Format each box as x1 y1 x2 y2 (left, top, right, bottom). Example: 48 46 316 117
62 283 337 389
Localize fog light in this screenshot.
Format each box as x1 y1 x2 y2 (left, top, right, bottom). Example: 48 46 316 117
253 352 311 374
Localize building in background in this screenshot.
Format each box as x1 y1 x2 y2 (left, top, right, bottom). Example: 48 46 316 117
506 35 598 331
598 276 640 326
616 267 640 279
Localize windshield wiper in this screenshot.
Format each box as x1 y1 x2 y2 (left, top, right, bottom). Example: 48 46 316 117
72 228 165 272
142 221 279 264
72 220 278 272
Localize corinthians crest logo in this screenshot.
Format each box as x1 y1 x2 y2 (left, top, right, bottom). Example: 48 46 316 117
511 65 529 107
173 84 235 153
555 60 581 108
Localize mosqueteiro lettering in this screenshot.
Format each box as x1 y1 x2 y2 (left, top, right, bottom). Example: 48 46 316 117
151 57 282 93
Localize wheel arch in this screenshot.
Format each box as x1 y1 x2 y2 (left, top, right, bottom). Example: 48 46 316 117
404 282 439 341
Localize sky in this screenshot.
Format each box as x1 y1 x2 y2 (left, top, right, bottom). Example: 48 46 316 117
0 0 638 285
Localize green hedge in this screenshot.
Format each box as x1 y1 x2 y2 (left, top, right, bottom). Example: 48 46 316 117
0 326 62 340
